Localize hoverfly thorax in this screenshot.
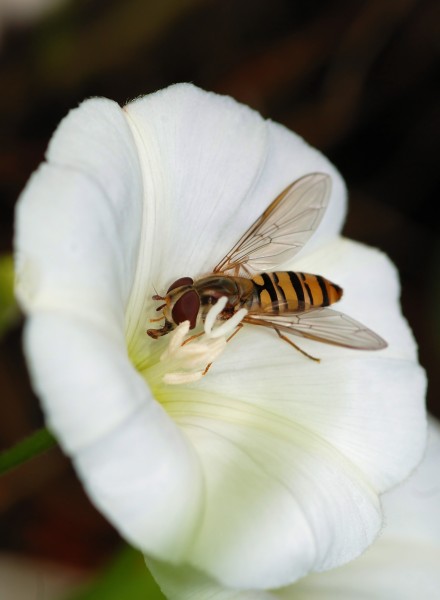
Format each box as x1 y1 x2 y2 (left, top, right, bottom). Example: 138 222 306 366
147 276 201 339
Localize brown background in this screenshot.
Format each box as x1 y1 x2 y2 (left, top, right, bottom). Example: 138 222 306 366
1 0 439 578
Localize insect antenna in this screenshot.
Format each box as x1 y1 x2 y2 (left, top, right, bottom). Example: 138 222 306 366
151 282 164 301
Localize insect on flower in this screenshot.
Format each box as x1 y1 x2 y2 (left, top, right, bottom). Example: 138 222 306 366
147 173 387 362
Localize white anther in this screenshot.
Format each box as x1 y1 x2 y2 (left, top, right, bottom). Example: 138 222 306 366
208 307 248 338
204 297 247 339
159 300 247 385
204 296 228 335
160 320 190 361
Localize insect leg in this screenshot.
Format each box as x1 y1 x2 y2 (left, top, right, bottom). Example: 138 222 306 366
182 331 205 346
225 322 243 343
203 323 244 376
149 315 166 323
274 328 320 362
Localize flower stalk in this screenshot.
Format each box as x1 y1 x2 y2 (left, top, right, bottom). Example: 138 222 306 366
0 427 57 475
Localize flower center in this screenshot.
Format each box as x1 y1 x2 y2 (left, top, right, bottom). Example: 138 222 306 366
160 297 248 385
127 295 247 389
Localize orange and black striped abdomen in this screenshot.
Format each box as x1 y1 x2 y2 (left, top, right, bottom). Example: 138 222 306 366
251 272 343 313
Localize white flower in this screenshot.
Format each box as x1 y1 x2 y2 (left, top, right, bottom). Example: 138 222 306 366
147 417 440 599
14 84 426 591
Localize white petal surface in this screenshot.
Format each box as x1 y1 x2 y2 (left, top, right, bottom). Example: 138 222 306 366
168 397 381 588
147 419 440 600
15 98 143 317
123 83 346 366
279 417 440 600
148 559 274 600
15 97 203 560
150 238 425 587
191 239 425 489
14 98 146 447
25 313 202 560
291 237 418 362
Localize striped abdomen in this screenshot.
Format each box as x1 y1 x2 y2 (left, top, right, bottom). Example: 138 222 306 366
251 272 343 313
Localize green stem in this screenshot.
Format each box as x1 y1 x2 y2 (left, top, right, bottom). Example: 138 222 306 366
0 427 58 475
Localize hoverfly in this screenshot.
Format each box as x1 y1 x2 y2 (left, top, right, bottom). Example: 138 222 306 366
147 173 387 362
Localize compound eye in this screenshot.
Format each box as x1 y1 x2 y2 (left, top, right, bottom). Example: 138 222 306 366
167 277 194 293
172 290 200 329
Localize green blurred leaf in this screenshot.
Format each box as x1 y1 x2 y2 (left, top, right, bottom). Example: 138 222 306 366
0 254 19 337
66 545 166 600
0 427 57 475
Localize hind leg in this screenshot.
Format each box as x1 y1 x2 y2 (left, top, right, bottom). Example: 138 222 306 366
274 328 320 362
202 323 244 375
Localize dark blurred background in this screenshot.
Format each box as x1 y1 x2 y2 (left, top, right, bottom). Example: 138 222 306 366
0 0 439 596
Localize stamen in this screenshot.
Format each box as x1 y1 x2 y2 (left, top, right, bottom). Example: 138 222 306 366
204 296 228 333
160 320 191 360
163 371 205 385
159 299 247 385
207 307 248 338
204 297 248 339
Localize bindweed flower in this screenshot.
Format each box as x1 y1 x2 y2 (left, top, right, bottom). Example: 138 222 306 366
148 417 440 599
14 84 426 591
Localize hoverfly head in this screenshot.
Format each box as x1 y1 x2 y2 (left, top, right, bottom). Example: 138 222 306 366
165 277 200 330
147 277 200 339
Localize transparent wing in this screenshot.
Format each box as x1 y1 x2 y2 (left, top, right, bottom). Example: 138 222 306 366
214 173 331 276
244 307 387 350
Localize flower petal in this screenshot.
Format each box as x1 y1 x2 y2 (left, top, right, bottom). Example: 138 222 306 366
123 83 346 363
194 239 426 491
291 237 418 361
281 417 440 600
150 238 426 588
162 394 382 588
126 87 424 586
15 98 143 319
147 420 440 600
125 84 347 280
14 97 204 562
147 559 274 600
24 312 203 561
